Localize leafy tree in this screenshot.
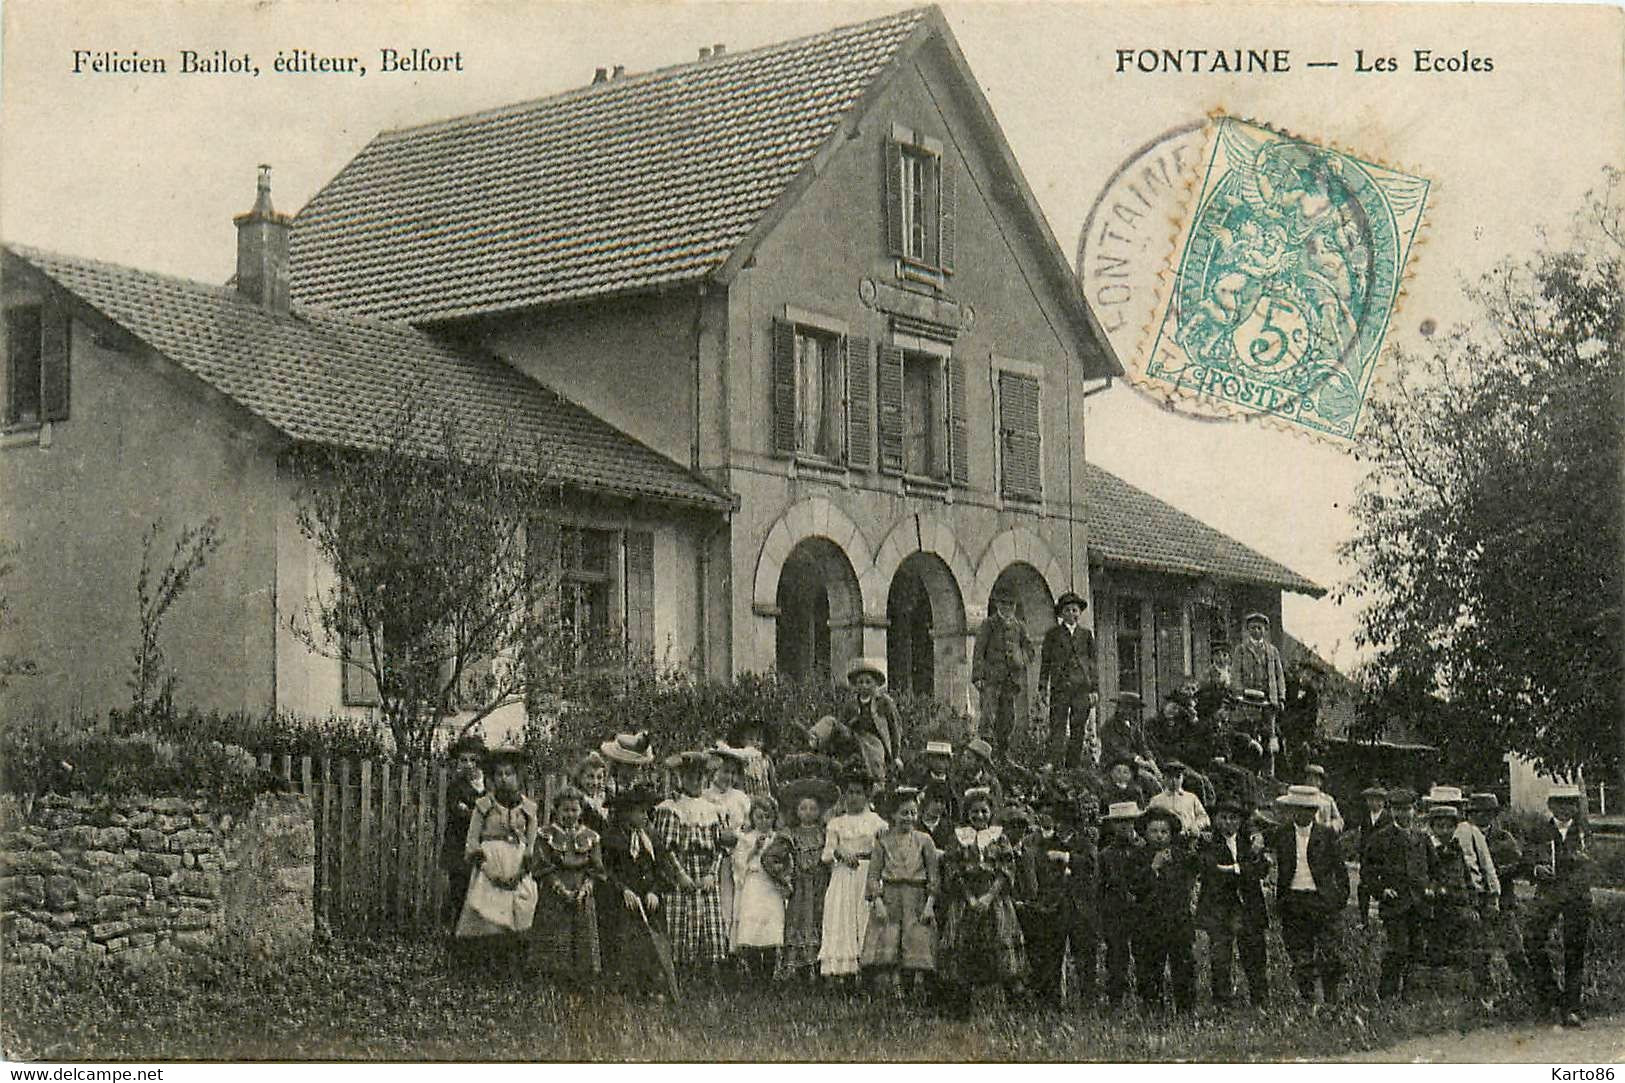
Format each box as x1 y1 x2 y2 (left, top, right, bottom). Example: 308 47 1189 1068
1341 170 1623 791
129 517 222 721
288 389 571 758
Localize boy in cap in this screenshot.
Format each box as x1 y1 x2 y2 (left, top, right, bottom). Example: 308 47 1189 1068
1272 784 1349 1003
1098 692 1159 782
1098 800 1144 1009
1147 760 1210 835
1025 790 1101 1008
974 589 1036 761
1039 591 1098 769
1422 802 1490 987
825 657 905 786
1196 798 1270 1006
1354 785 1391 926
1367 788 1431 999
1099 755 1153 814
961 739 1008 811
1519 785 1593 1026
913 739 961 826
1301 765 1344 833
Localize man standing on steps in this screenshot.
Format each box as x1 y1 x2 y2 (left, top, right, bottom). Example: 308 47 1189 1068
1039 591 1098 769
972 588 1035 762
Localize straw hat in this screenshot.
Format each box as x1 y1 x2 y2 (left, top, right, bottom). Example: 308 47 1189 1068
1424 785 1465 807
1548 784 1583 800
1105 800 1143 821
599 731 654 767
845 657 887 685
1275 785 1323 809
924 739 954 757
964 738 995 764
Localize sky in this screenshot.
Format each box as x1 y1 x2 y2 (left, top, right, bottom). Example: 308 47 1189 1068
3 0 1621 674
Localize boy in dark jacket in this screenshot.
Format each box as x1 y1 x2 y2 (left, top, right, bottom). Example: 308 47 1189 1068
1131 806 1199 1014
1367 788 1431 999
1272 785 1350 1003
1354 785 1391 926
1196 798 1270 1006
1019 792 1100 1006
1097 799 1144 1008
1519 786 1594 1026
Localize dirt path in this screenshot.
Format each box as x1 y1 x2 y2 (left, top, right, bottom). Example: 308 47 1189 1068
1350 1015 1624 1063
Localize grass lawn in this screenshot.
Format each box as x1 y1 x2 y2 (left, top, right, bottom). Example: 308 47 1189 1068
5 893 1623 1062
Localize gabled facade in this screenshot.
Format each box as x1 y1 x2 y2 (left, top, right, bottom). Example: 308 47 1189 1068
292 7 1127 712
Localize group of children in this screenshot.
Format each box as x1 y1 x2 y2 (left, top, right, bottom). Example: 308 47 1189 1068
438 676 1597 1024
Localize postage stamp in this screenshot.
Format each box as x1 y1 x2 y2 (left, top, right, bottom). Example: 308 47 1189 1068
1138 116 1430 441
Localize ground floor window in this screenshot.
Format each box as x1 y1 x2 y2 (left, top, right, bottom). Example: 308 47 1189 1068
1116 595 1144 697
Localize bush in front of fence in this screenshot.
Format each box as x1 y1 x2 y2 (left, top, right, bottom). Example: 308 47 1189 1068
0 716 275 806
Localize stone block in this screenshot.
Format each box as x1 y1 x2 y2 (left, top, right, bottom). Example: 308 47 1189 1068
176 895 217 911
13 915 46 942
129 931 156 949
147 797 190 814
173 907 210 931
83 850 131 872
172 870 218 898
45 875 77 910
151 877 172 899
134 853 180 877
110 871 152 895
181 852 196 868
41 909 78 928
155 815 190 833
218 813 235 834
94 895 140 919
39 795 73 809
126 811 154 829
1 874 45 908
104 937 130 953
11 943 51 965
2 851 64 876
90 920 132 941
135 829 166 852
64 825 98 850
108 812 130 827
94 828 129 850
168 830 214 853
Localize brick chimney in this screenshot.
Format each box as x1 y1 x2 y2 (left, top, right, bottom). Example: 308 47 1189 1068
234 164 292 313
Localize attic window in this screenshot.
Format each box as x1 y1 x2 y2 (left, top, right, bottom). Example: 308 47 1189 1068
4 302 68 429
884 126 956 280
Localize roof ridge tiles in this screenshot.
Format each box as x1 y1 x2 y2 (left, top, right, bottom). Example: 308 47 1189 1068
368 6 932 143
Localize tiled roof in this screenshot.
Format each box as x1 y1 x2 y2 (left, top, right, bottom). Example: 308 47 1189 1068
290 8 929 323
6 244 731 510
1085 463 1323 596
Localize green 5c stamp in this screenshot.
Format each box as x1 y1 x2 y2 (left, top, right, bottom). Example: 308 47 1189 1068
1143 117 1429 441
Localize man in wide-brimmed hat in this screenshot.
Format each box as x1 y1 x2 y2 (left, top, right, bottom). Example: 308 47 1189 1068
1521 783 1594 1026
1039 590 1098 769
1272 784 1349 1003
973 587 1036 761
1196 797 1269 1006
814 657 904 787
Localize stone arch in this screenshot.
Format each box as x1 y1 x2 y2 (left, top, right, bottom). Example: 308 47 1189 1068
752 497 877 615
774 537 864 683
867 515 976 630
972 527 1069 624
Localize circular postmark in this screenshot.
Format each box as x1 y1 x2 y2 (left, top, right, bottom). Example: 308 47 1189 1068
1080 117 1425 442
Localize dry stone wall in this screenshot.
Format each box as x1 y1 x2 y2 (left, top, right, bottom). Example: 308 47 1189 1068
0 791 313 965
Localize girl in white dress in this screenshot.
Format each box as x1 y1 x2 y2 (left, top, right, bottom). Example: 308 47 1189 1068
730 794 795 980
819 767 888 982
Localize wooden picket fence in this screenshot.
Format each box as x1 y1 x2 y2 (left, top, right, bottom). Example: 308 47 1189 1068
259 752 473 936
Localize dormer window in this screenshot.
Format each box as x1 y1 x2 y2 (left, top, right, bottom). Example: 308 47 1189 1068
885 125 956 282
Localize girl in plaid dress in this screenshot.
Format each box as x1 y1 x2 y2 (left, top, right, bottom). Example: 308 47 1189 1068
653 752 732 976
531 788 605 985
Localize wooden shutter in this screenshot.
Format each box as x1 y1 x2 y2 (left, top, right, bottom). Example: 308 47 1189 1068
876 344 906 475
624 531 655 662
947 353 968 486
40 301 69 422
883 138 905 257
771 318 797 456
998 371 1042 500
938 155 956 273
845 336 874 469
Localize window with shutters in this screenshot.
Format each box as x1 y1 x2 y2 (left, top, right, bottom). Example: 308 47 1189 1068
772 311 872 471
884 126 955 280
5 302 68 430
995 367 1043 502
903 353 942 478
526 517 656 669
878 338 965 487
